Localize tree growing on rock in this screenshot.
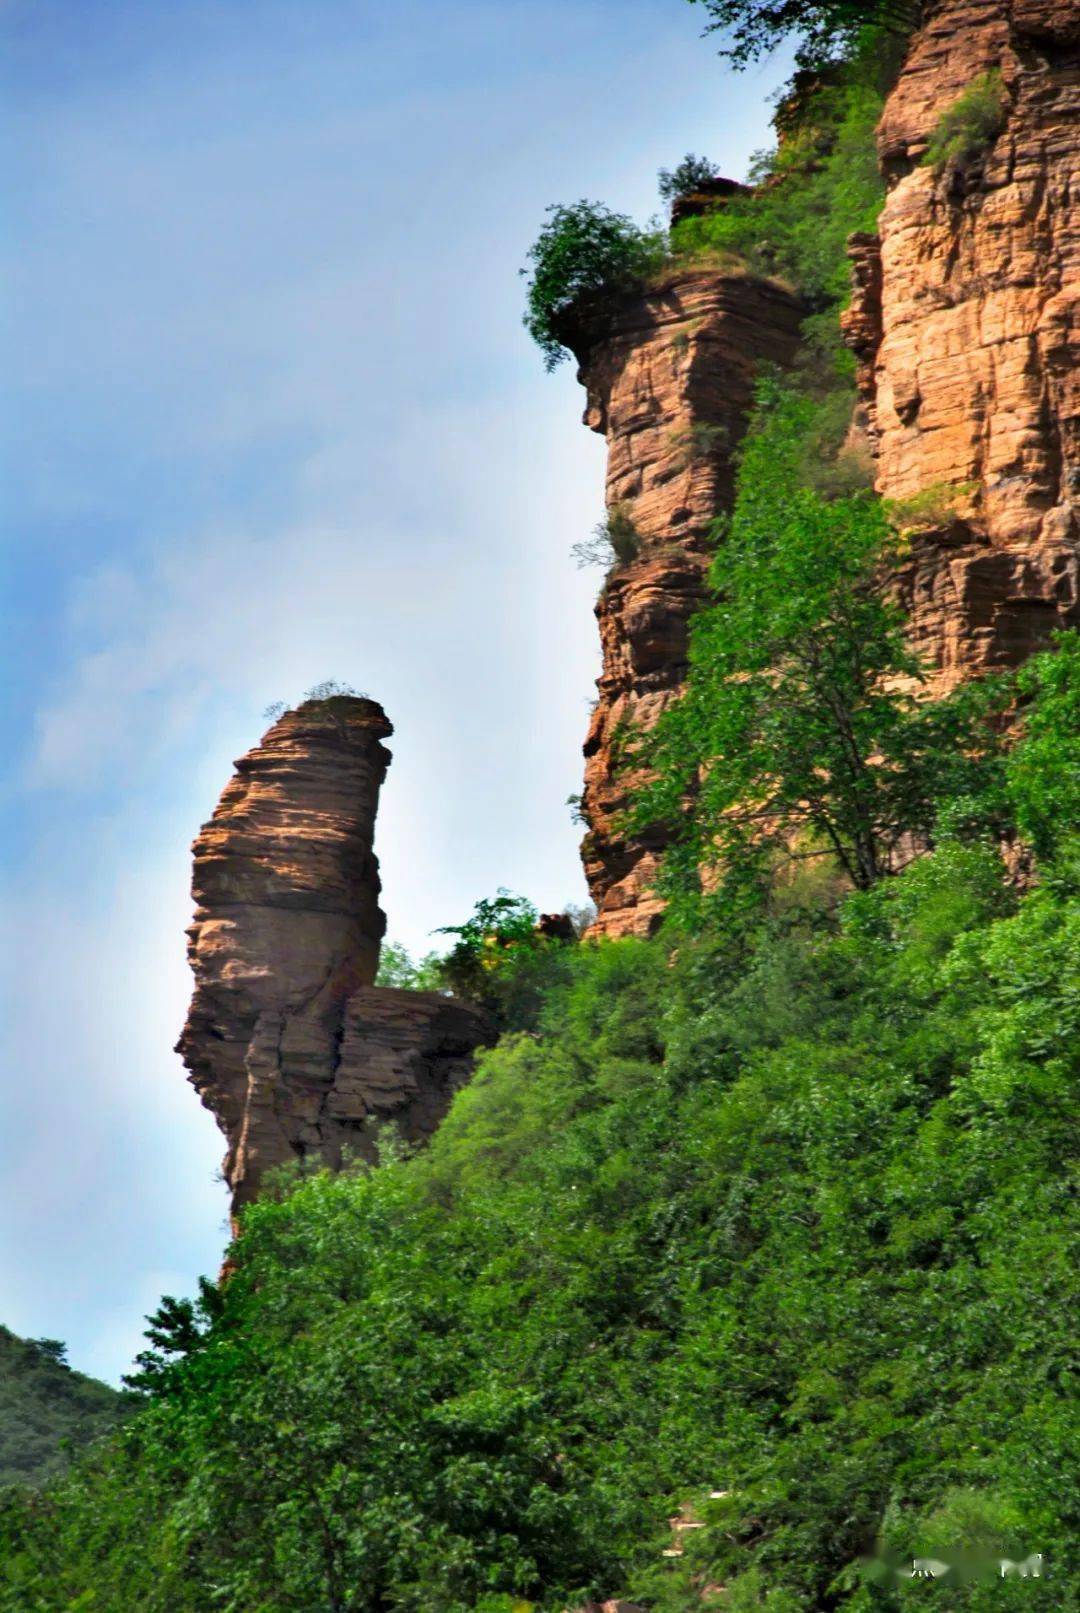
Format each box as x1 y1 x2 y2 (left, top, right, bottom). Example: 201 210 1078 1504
632 380 1008 913
657 153 721 202
522 202 665 370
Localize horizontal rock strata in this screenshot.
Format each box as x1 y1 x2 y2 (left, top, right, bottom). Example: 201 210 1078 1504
576 269 804 937
575 0 1079 933
178 698 490 1213
843 0 1080 686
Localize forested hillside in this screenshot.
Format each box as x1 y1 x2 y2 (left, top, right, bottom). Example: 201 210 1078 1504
4 818 1077 1608
0 1329 126 1488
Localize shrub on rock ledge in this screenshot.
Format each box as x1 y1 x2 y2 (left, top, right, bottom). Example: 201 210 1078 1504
923 71 1007 173
522 201 666 370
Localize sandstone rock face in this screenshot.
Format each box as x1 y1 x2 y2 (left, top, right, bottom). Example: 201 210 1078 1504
178 698 490 1212
844 0 1080 686
576 271 804 937
575 2 1079 934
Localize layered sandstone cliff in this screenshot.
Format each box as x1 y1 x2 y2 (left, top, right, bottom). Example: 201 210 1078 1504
843 0 1080 684
178 698 489 1212
575 270 804 937
576 0 1079 936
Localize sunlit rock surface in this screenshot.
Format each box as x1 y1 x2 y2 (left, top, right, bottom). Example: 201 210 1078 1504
178 698 489 1213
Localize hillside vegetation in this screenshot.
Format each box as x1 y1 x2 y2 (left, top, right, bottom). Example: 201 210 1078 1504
4 356 1078 1602
3 809 1076 1609
3 3 1077 1609
0 1329 127 1489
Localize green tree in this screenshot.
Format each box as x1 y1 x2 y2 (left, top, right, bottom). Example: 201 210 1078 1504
123 1278 223 1397
30 1340 67 1369
634 381 1007 909
522 202 665 370
432 890 578 1027
657 153 719 202
1004 630 1080 863
435 890 540 993
374 939 446 991
688 0 923 69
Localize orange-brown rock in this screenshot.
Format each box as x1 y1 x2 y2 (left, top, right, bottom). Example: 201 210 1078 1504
575 2 1079 937
576 270 804 937
178 698 490 1212
843 0 1080 686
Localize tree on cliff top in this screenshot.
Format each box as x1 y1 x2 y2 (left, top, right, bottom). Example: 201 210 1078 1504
522 201 665 370
688 0 923 68
657 153 721 202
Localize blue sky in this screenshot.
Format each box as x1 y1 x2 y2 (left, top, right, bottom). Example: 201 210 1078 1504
1 0 793 1383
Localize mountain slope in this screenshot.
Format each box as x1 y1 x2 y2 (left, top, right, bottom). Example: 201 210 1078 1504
0 1328 128 1487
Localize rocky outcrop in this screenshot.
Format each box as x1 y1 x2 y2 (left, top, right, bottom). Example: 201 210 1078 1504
178 698 490 1213
842 0 1080 686
576 269 804 937
573 0 1080 932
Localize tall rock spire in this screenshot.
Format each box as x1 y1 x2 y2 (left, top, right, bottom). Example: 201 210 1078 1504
177 696 489 1214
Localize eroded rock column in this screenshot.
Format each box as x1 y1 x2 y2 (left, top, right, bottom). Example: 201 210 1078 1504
576 269 804 937
178 697 489 1212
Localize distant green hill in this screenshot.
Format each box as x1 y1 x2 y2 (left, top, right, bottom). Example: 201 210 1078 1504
0 1327 128 1487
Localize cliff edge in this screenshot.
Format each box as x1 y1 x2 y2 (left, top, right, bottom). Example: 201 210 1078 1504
576 0 1079 935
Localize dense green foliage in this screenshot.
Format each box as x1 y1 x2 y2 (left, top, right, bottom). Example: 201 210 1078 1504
2 815 1077 1608
657 154 720 202
3 620 1078 1607
922 72 1007 174
374 937 440 988
379 893 581 1031
631 380 1010 916
521 202 665 370
0 1329 127 1488
687 0 922 69
669 36 894 313
1005 632 1080 863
